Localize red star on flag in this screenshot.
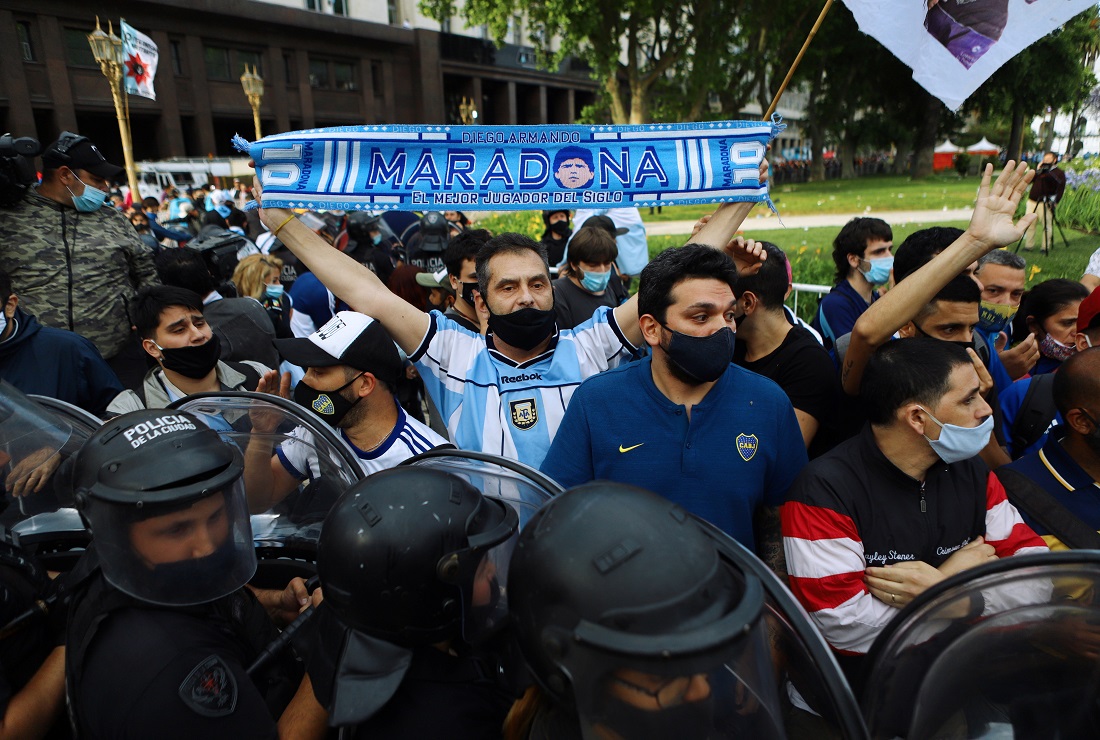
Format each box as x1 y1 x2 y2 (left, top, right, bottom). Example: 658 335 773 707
125 53 149 85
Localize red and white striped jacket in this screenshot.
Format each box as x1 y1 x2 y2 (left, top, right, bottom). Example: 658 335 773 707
782 426 1047 659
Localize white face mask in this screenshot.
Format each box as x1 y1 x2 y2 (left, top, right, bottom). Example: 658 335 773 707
918 406 994 464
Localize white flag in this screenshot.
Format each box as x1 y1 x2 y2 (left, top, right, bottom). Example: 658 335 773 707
840 0 1096 110
120 20 158 101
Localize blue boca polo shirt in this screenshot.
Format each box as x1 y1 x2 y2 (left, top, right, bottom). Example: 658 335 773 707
540 357 808 549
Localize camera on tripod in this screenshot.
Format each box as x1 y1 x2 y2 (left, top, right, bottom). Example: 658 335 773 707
1037 163 1054 175
0 133 41 207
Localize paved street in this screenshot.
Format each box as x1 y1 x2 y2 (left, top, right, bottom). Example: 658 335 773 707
642 207 976 235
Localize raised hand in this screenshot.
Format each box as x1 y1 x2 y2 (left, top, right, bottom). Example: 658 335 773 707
968 162 1036 251
725 236 767 276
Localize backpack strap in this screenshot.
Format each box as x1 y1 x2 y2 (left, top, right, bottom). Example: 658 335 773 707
996 467 1100 550
1009 373 1058 458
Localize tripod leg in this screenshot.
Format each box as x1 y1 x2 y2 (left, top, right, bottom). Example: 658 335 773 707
1051 205 1070 249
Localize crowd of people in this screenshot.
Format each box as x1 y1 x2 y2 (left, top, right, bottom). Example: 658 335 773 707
0 131 1099 738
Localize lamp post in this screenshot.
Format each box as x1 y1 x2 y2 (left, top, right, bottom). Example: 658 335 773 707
87 18 140 200
240 65 264 140
458 96 479 125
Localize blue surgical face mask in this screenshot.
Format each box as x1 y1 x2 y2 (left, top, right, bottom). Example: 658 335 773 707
371 234 382 246
265 284 285 299
860 256 894 286
918 406 993 464
65 173 108 213
580 268 611 293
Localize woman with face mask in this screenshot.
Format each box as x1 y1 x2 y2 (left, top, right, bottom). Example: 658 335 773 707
1013 278 1090 376
233 254 294 339
552 228 630 330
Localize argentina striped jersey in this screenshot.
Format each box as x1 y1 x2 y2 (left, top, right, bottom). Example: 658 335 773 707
411 307 636 468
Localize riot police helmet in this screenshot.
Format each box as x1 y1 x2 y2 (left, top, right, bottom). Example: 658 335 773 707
317 466 519 646
508 482 783 740
73 410 256 606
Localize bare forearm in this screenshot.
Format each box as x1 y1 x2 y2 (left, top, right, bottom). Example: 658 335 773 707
690 202 755 249
278 674 328 740
0 646 65 740
243 441 278 514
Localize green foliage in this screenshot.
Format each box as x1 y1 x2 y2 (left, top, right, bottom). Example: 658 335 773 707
953 153 971 177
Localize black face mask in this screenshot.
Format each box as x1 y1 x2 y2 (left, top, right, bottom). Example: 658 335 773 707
293 373 363 427
661 326 735 384
145 536 240 605
488 307 557 351
460 281 479 307
157 334 222 379
549 221 572 239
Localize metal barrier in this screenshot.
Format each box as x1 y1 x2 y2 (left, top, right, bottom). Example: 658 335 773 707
788 282 830 317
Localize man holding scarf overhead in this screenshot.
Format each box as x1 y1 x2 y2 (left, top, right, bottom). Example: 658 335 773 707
251 169 766 469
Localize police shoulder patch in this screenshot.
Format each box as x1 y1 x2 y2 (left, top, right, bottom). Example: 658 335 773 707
179 654 238 718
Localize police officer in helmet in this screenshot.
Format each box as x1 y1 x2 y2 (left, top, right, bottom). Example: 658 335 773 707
66 410 327 739
307 466 520 737
505 482 786 740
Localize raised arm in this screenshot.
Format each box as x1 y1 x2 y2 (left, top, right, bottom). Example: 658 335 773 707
613 160 769 345
253 181 430 353
841 162 1035 395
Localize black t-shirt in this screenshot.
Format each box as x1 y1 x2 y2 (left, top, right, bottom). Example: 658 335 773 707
552 274 629 330
75 605 279 739
734 324 840 457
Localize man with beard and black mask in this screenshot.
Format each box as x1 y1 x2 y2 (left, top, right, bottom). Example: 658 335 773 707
243 311 446 514
107 286 270 414
541 243 806 576
254 169 766 469
539 209 572 267
66 409 328 739
1002 345 1100 550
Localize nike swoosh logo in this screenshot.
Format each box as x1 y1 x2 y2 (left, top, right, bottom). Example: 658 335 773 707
618 443 644 453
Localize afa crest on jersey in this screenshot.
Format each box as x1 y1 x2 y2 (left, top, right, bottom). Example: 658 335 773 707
736 433 759 462
509 398 538 431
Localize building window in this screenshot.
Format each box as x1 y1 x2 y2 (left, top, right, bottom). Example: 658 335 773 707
238 50 262 77
284 53 295 85
170 40 184 75
441 17 451 33
334 61 356 91
63 28 97 67
387 0 398 25
371 61 384 97
309 58 329 88
306 0 320 10
16 21 35 62
204 46 231 80
332 0 349 16
511 16 522 45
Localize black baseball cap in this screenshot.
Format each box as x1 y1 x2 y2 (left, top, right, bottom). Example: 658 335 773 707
41 132 124 179
582 215 628 237
275 312 402 386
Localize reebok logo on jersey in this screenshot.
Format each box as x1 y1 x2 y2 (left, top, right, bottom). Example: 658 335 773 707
500 372 543 383
618 443 644 453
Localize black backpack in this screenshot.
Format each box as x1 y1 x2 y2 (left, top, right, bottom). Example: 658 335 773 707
1009 373 1058 459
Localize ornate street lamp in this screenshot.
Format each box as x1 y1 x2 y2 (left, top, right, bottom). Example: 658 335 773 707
87 18 140 199
458 96 479 125
240 65 264 140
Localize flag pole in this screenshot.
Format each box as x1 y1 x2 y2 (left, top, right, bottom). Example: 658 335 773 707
764 0 835 120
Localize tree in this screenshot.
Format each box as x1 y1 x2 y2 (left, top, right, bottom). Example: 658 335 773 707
969 11 1098 163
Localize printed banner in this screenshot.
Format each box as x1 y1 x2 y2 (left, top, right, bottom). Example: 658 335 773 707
120 20 159 100
841 0 1096 111
237 119 781 212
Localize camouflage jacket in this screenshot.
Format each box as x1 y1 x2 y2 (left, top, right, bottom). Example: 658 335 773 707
0 188 159 358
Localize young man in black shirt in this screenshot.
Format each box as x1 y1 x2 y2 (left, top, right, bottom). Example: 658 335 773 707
733 242 839 456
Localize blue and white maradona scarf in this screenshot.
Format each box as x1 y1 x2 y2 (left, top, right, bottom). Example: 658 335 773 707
235 117 783 213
